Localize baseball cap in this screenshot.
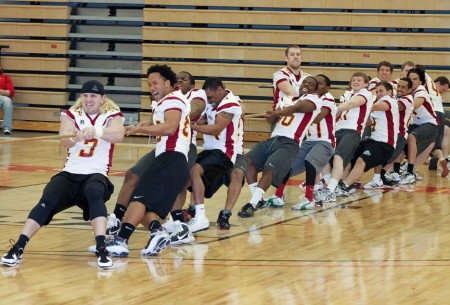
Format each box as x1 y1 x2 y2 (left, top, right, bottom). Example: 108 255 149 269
81 80 105 95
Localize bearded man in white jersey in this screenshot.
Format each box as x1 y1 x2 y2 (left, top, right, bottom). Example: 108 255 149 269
1 80 124 270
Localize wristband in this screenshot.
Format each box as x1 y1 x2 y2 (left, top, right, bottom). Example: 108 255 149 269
95 126 104 138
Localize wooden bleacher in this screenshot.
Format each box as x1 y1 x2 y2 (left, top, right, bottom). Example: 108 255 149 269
1 1 450 141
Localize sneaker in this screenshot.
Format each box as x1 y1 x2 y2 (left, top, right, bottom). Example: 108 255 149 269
184 205 196 218
266 195 285 208
237 203 255 218
313 190 322 207
381 174 395 186
1 241 23 267
320 188 336 203
106 213 121 237
335 181 350 197
291 197 315 210
96 249 114 270
3 128 11 135
141 228 171 256
162 217 176 234
255 198 270 210
399 172 416 185
187 215 210 233
440 159 449 177
414 170 423 180
386 171 402 182
429 158 438 170
105 236 129 257
169 221 195 245
363 178 384 190
216 210 232 230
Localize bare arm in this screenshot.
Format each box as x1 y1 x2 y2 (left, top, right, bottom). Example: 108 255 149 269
312 106 330 123
277 80 297 96
190 98 206 121
412 97 426 110
371 100 390 112
191 111 233 136
266 99 317 121
126 109 182 136
337 95 367 117
59 115 83 148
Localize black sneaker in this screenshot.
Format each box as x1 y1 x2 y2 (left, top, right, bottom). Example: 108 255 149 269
1 241 23 267
3 128 12 135
381 174 395 186
184 205 196 218
237 203 255 218
216 210 232 230
254 199 269 211
428 158 438 170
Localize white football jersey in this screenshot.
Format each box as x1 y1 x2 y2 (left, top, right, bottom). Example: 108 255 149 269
411 85 438 126
369 95 399 147
336 88 374 136
153 89 191 159
306 92 337 147
203 90 243 163
185 88 207 146
61 109 124 176
273 67 310 110
397 94 414 139
271 93 323 145
424 73 444 113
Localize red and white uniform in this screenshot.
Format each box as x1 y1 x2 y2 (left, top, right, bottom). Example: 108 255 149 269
336 88 374 136
203 90 242 163
271 93 322 144
367 77 399 94
62 108 124 176
411 85 438 126
397 94 414 139
370 95 399 147
272 67 310 110
185 88 207 146
306 92 337 147
424 73 444 114
153 89 191 159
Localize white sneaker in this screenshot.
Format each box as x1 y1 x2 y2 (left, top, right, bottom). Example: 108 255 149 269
266 195 285 208
106 213 121 237
105 236 129 257
320 188 336 203
162 216 176 234
291 197 315 211
187 215 210 233
363 178 384 189
385 172 402 182
169 221 195 245
141 228 171 256
414 170 423 180
399 173 416 185
97 251 114 270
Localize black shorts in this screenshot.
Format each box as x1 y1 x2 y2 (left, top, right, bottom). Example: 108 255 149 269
41 171 114 224
352 139 394 172
433 111 445 150
131 152 189 219
194 149 233 190
204 154 247 198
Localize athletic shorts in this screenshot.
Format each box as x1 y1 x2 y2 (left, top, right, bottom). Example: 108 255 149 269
39 171 114 225
290 140 334 176
408 123 439 155
333 129 361 168
131 151 189 219
130 143 197 177
204 154 247 198
352 139 394 172
245 136 299 187
387 135 407 164
445 110 450 128
433 111 445 150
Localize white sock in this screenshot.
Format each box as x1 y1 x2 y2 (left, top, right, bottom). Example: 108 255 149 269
249 187 265 206
248 182 258 195
373 173 381 181
195 204 205 218
327 178 338 192
322 173 331 185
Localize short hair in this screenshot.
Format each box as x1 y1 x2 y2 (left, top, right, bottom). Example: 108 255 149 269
351 72 370 84
434 76 450 86
377 61 393 73
407 66 426 85
304 76 319 90
376 81 393 92
399 77 413 89
401 61 415 70
146 64 177 87
179 71 195 86
316 74 331 87
284 44 301 56
202 77 225 91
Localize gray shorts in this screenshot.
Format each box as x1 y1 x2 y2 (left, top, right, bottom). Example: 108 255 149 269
290 140 334 176
130 143 197 177
408 123 439 155
245 136 299 187
334 129 361 168
433 111 445 150
387 135 407 164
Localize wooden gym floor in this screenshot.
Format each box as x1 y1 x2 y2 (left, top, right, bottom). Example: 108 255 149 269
0 131 450 305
